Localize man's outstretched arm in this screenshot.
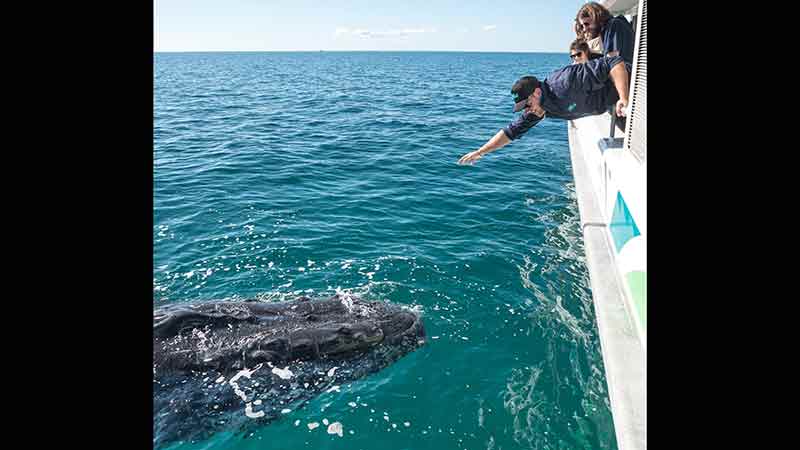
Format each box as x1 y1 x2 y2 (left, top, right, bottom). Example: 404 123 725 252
458 88 545 165
457 129 512 165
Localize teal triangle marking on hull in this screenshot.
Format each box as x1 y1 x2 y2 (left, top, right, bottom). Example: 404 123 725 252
609 192 640 253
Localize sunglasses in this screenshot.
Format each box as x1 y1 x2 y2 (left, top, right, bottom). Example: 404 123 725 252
570 51 583 59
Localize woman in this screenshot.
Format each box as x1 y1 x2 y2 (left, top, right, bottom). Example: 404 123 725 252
569 39 592 64
573 2 635 63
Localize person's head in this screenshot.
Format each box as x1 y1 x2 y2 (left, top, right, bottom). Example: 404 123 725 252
574 2 611 39
511 76 541 113
569 39 591 64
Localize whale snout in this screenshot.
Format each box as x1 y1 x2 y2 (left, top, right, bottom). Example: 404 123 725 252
379 310 425 345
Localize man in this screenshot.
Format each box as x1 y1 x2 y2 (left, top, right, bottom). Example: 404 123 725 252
574 2 635 64
457 55 629 166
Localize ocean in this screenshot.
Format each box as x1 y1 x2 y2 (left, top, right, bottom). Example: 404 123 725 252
154 51 616 450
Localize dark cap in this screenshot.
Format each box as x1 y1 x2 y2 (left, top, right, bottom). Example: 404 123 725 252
511 76 540 112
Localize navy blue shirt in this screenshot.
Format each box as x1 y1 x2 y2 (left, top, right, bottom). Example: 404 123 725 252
503 56 628 141
603 15 635 64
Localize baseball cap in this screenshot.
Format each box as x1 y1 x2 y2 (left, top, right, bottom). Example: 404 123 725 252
511 76 540 112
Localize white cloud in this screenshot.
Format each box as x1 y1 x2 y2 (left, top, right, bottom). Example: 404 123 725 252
334 27 436 39
354 28 374 38
482 25 497 32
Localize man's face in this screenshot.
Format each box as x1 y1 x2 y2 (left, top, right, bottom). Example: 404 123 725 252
580 13 599 38
513 86 542 113
525 88 542 112
570 49 588 64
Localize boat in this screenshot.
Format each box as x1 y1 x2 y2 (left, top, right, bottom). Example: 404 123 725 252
567 1 646 449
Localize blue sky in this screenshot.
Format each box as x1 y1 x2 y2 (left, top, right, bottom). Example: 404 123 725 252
155 0 587 52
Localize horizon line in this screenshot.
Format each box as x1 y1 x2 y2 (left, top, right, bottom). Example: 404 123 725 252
154 49 568 54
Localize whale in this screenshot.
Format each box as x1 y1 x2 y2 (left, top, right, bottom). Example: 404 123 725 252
153 294 425 447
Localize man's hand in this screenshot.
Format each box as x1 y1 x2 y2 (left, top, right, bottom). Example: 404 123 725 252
458 149 483 165
457 130 511 166
616 99 627 117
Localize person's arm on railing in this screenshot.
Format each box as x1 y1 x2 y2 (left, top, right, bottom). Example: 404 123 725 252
609 62 630 117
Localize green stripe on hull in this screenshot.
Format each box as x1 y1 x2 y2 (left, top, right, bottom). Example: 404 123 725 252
625 271 647 332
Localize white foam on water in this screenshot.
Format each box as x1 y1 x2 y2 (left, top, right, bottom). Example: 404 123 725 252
229 363 263 384
281 408 292 414
271 366 293 380
348 402 357 408
326 385 341 393
245 403 265 419
336 288 355 312
229 363 263 405
327 367 338 377
402 304 425 315
294 420 300 426
335 287 372 316
308 422 319 430
327 422 343 437
323 418 329 425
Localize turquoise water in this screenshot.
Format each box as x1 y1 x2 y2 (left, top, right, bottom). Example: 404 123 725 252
154 52 616 450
